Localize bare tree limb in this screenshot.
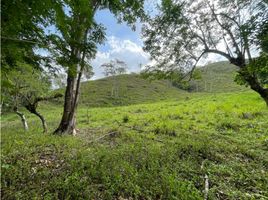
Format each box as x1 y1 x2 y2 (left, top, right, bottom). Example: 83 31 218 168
34 93 63 103
205 49 233 61
208 3 241 55
13 107 29 131
222 35 233 57
187 51 207 81
1 36 41 45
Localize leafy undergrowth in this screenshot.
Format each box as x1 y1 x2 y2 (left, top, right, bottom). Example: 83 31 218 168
1 92 268 199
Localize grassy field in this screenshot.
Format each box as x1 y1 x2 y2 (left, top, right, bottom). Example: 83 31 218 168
1 91 268 199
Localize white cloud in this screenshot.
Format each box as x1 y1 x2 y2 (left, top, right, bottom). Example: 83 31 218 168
91 36 150 79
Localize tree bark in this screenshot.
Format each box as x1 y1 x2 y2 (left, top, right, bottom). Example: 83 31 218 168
0 101 3 115
14 107 28 131
260 89 268 106
54 69 78 135
54 26 90 135
25 103 48 133
243 74 268 106
234 57 268 106
33 111 48 133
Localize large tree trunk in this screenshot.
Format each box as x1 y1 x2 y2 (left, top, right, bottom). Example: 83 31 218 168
69 69 83 125
54 27 89 135
261 90 268 106
245 74 268 106
54 71 83 135
14 107 28 131
228 56 268 106
54 69 78 135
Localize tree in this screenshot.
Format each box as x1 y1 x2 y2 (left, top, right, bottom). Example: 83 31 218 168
1 64 57 132
1 0 59 131
142 0 268 105
102 59 127 77
49 0 145 135
1 0 55 73
2 74 29 131
101 59 128 97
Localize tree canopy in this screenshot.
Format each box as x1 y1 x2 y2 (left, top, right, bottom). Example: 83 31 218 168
101 59 128 77
1 0 55 73
142 0 268 104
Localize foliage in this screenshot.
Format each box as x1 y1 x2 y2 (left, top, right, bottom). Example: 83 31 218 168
143 0 266 69
1 64 51 112
1 0 58 130
142 0 268 103
235 53 268 86
48 0 145 77
256 0 268 53
101 59 128 77
1 0 55 73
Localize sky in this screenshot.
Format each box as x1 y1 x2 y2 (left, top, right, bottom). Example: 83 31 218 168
91 7 227 80
91 10 150 79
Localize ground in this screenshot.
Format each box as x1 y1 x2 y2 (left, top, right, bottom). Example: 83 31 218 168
1 91 268 199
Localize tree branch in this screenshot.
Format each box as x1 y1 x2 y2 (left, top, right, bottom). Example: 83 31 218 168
187 51 207 80
35 93 63 103
1 36 41 45
204 48 233 61
222 34 233 57
208 3 241 55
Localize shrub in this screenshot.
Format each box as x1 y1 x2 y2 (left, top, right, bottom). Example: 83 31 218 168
153 122 177 136
216 121 240 131
122 115 129 123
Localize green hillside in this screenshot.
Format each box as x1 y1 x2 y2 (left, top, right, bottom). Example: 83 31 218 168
189 61 247 92
79 74 188 107
76 61 247 107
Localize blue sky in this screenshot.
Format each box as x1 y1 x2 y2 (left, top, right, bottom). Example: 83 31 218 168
95 10 143 48
91 9 149 79
91 6 227 80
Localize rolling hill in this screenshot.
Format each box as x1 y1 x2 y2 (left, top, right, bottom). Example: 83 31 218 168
79 74 187 107
189 61 247 92
76 61 247 107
